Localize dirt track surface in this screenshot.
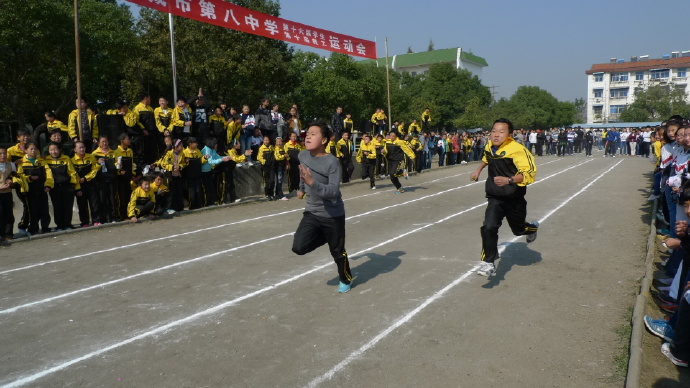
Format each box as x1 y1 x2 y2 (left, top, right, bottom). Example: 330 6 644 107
1 152 651 387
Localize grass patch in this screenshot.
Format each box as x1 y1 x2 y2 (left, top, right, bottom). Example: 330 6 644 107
611 304 634 383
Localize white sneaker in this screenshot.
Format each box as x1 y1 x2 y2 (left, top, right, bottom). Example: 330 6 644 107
477 261 496 276
371 186 376 190
461 160 468 164
280 197 289 201
526 221 539 243
648 194 660 201
234 198 242 203
167 209 176 215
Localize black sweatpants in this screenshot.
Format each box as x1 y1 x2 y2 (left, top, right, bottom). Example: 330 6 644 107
98 178 118 223
0 192 14 238
201 171 216 206
262 163 276 198
340 157 354 183
223 167 238 203
15 188 29 230
49 184 74 230
388 160 403 190
116 176 132 221
480 192 538 263
186 177 203 209
671 290 690 361
361 159 375 188
27 187 51 234
288 161 300 192
292 212 352 285
76 181 101 226
170 175 185 212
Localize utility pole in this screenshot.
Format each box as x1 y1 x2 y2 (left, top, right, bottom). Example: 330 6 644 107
490 85 499 101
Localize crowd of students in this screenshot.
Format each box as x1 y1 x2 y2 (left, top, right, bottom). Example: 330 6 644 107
638 115 690 369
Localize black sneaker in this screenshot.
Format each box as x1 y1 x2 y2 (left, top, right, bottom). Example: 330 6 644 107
526 221 539 243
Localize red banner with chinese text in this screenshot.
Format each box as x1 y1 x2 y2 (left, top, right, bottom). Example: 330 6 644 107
126 0 377 59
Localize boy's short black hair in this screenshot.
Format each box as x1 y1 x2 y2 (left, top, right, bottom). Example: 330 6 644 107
177 97 187 103
45 111 56 119
493 118 515 133
306 120 331 141
138 92 150 101
47 141 61 150
118 133 130 142
205 137 217 148
186 137 198 146
139 176 151 184
17 129 30 137
115 99 128 110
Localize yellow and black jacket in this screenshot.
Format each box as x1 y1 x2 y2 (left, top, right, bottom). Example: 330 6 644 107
160 150 188 175
45 155 80 190
133 102 155 133
325 140 339 157
92 147 117 180
409 138 422 152
113 146 135 179
383 139 416 162
482 137 536 198
343 118 354 133
257 144 275 166
171 105 193 136
408 122 421 134
421 111 432 124
336 138 353 159
284 140 303 162
226 121 241 144
182 148 206 179
7 143 26 164
107 109 141 138
16 155 53 192
72 153 100 183
371 111 387 125
209 114 227 138
226 148 247 164
68 109 99 140
356 141 377 163
151 181 168 194
47 119 68 133
127 186 156 218
274 144 288 165
154 106 174 134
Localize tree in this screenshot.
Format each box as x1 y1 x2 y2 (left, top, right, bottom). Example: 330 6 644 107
619 85 690 122
427 39 434 52
406 46 413 54
496 86 576 129
573 98 586 123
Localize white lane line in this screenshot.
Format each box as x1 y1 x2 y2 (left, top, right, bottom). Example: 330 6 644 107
304 160 623 387
0 160 592 388
0 166 475 275
0 160 591 315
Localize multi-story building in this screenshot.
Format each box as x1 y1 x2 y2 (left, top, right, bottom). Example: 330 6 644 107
366 47 488 80
585 53 690 123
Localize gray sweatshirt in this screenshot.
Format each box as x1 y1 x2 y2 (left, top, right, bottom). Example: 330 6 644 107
298 150 344 218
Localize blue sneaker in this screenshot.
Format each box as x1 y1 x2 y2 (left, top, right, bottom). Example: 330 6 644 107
644 315 675 342
338 281 351 293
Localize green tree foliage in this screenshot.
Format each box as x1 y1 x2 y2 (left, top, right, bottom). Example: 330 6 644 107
0 0 135 127
619 85 690 122
490 86 576 129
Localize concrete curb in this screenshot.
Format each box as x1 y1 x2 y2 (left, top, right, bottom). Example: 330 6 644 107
626 198 658 387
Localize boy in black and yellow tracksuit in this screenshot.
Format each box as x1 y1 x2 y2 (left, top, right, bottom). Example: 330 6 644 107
45 142 81 230
133 94 158 165
113 134 135 221
470 118 539 277
383 132 415 193
72 142 102 226
182 139 206 209
93 137 119 223
356 134 377 189
160 140 188 212
273 137 288 200
257 137 276 200
7 130 31 232
284 133 303 193
336 132 354 183
128 176 156 222
208 108 228 153
16 143 53 234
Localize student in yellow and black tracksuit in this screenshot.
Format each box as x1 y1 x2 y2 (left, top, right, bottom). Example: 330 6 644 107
45 142 80 231
343 114 354 135
408 135 421 173
150 172 172 216
421 108 432 132
68 99 99 149
273 137 288 200
160 139 187 212
0 146 20 240
208 107 228 154
133 93 158 166
226 115 242 149
72 141 101 227
92 137 119 223
356 134 377 189
374 134 386 177
383 132 416 193
127 176 156 223
182 138 206 210
284 131 303 193
16 143 53 234
336 132 354 183
409 119 421 135
108 100 144 176
325 134 338 157
223 140 250 203
155 97 174 157
171 98 193 141
8 129 30 233
257 136 276 200
470 118 539 277
113 133 135 221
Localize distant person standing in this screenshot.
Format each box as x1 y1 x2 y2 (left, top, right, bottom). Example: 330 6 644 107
470 118 539 277
331 106 344 140
421 108 432 132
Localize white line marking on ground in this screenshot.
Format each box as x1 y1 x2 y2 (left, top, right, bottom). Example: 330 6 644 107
0 160 591 315
0 160 594 387
304 160 622 387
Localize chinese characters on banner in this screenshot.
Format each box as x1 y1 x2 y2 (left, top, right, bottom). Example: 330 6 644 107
127 0 377 59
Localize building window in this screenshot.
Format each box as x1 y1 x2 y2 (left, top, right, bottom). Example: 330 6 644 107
593 106 603 115
410 71 417 76
593 89 603 98
611 72 628 82
635 71 644 81
594 74 603 82
610 88 629 98
678 68 687 77
610 105 626 114
651 69 670 79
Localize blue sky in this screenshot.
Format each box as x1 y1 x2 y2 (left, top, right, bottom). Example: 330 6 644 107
123 0 690 102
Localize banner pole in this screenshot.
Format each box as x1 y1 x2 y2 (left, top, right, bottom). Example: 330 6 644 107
74 0 83 141
169 13 178 102
385 37 392 133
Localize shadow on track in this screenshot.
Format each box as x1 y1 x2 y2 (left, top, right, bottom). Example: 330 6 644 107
481 242 542 289
327 250 404 289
